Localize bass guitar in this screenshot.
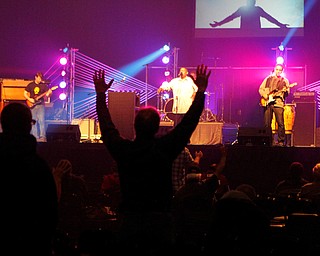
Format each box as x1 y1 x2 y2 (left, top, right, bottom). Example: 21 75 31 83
26 86 58 109
260 82 297 107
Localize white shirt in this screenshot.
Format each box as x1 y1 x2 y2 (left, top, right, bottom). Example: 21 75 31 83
160 76 198 114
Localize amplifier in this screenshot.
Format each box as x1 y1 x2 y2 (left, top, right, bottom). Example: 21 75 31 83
293 91 316 102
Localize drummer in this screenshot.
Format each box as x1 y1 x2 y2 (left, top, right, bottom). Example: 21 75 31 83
157 67 198 127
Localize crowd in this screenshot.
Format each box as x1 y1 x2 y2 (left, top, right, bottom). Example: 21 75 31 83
0 64 319 255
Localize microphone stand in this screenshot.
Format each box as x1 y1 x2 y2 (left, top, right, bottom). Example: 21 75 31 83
174 96 178 127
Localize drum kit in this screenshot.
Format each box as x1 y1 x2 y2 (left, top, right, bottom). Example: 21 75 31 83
158 91 216 122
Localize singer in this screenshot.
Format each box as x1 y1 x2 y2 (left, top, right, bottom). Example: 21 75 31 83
157 67 198 127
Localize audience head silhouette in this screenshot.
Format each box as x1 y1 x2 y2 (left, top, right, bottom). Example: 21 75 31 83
312 163 320 179
236 183 257 201
134 106 160 139
287 161 304 179
1 102 33 135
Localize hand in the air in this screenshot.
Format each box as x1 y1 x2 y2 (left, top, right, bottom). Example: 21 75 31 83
209 21 220 28
195 64 211 93
93 69 114 93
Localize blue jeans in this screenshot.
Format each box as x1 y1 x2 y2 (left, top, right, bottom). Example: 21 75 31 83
31 104 46 139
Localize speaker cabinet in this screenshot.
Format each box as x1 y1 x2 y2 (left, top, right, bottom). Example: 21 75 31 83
46 124 80 143
108 91 140 140
72 119 95 140
237 127 271 146
293 102 316 147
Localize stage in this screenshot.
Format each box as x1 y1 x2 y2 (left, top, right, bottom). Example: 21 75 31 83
37 142 320 196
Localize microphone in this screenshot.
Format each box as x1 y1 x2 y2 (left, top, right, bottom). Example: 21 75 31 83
178 73 182 77
41 80 51 84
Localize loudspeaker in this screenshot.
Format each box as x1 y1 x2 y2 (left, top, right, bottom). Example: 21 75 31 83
108 91 140 140
237 127 271 146
293 102 316 147
72 119 95 140
46 124 81 143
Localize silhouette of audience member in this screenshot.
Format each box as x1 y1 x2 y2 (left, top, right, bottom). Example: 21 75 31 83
299 163 320 211
100 160 121 215
208 145 229 201
172 144 227 254
274 161 309 197
0 102 58 255
204 183 271 255
209 0 289 30
172 147 203 195
93 64 211 255
52 159 89 237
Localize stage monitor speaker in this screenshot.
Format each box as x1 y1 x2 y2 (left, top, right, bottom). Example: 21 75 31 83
293 101 316 147
72 118 95 140
46 124 80 143
237 127 271 146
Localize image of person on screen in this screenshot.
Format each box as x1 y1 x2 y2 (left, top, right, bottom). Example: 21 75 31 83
209 0 289 30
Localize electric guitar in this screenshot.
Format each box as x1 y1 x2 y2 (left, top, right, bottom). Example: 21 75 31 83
260 83 297 107
26 86 58 109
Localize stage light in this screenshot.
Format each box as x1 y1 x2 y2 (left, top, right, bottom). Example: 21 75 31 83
278 44 284 52
164 70 171 77
59 81 67 89
162 92 170 100
59 92 67 100
276 56 285 65
162 56 170 64
163 44 170 52
274 42 290 67
60 57 68 65
61 70 66 77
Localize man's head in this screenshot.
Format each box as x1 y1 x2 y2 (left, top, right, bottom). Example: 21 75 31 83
178 67 188 79
134 106 160 139
247 0 256 6
274 64 284 77
288 161 304 179
35 72 43 84
312 163 320 180
1 102 33 135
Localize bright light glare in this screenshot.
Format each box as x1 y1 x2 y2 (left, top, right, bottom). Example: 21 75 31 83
162 56 170 64
60 57 68 65
163 44 170 52
276 56 285 65
161 81 169 87
59 81 67 88
162 92 169 100
59 93 67 100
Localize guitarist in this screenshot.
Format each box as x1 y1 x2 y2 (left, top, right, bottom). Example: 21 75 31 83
24 72 52 142
258 64 290 147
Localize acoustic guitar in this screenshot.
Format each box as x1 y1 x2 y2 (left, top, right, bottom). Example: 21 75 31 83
260 83 297 107
26 86 58 109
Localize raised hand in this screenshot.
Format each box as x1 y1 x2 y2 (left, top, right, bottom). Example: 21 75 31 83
195 64 211 93
209 21 220 28
93 69 114 93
